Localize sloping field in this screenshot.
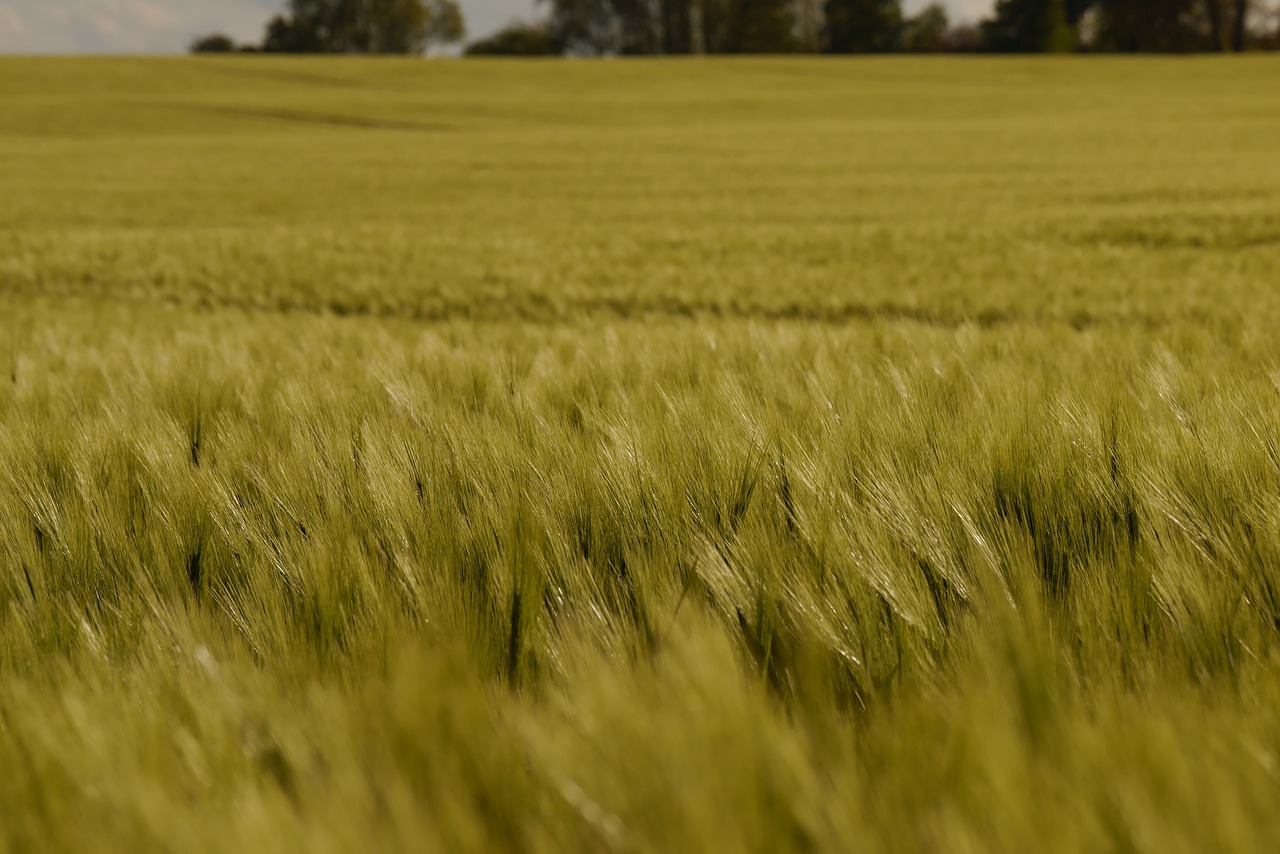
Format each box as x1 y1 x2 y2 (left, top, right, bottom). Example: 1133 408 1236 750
3 57 1280 851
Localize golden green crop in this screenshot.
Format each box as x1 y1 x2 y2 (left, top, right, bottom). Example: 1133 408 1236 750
3 56 1280 852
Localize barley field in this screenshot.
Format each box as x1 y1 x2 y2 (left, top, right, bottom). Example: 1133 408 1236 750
3 57 1280 851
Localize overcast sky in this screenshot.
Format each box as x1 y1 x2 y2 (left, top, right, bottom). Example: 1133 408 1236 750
0 0 994 53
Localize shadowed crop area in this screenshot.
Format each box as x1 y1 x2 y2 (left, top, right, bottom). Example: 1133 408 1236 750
3 57 1280 851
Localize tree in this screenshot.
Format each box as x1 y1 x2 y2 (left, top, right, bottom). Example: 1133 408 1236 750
1101 0 1260 50
793 0 826 50
900 3 949 50
424 0 467 48
1062 0 1097 33
1093 0 1201 49
1196 0 1251 50
1229 0 1249 50
1253 1 1280 47
190 33 239 53
542 0 619 53
725 0 800 51
1203 0 1228 46
982 0 1075 50
942 22 984 49
465 22 560 54
540 0 803 54
262 14 311 51
261 0 465 54
824 0 903 52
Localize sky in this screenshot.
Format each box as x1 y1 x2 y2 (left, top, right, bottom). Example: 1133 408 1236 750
0 0 994 54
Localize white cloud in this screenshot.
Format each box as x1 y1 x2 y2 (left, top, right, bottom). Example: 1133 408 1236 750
0 6 30 38
0 0 281 52
129 0 180 30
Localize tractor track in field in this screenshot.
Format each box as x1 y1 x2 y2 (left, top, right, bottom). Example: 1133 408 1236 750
1 285 1189 332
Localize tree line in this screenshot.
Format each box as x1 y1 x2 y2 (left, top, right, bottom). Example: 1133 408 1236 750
192 0 465 55
192 0 1280 56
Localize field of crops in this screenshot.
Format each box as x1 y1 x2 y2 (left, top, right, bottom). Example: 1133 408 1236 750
3 56 1280 850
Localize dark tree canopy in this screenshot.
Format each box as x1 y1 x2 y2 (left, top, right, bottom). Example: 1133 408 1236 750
727 0 801 52
540 0 801 55
824 0 903 52
465 22 561 54
1093 0 1202 49
217 0 1275 56
982 0 1074 51
900 3 949 51
262 0 465 54
1097 0 1252 51
190 33 239 53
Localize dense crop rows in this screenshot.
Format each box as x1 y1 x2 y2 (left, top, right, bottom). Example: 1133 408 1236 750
3 57 1280 851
